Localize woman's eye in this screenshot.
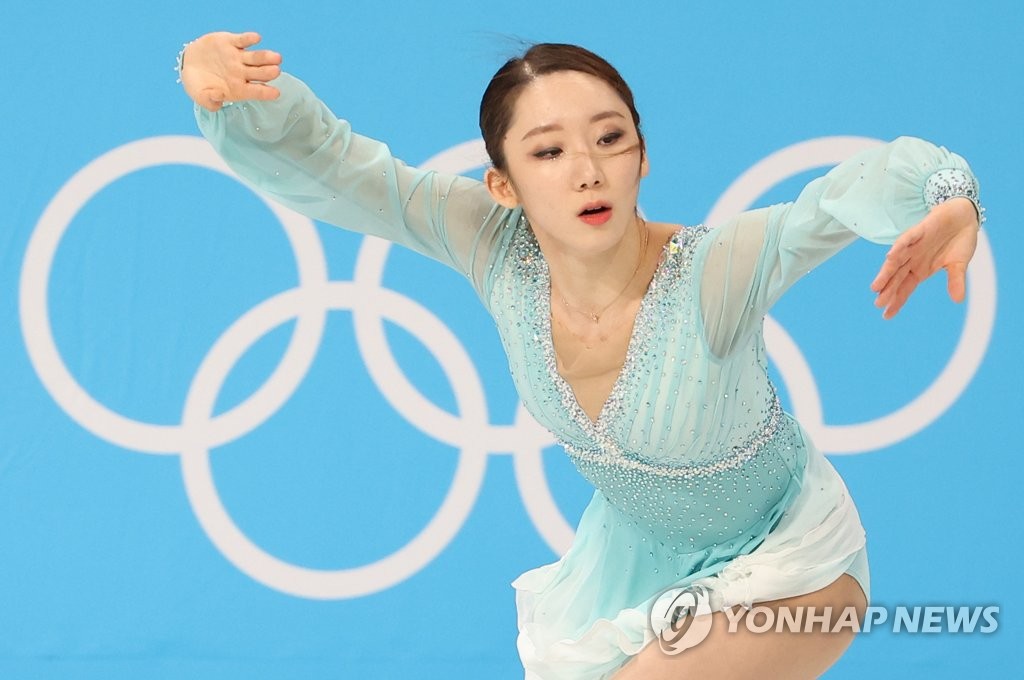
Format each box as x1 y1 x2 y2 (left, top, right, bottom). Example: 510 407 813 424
599 132 624 145
533 147 562 159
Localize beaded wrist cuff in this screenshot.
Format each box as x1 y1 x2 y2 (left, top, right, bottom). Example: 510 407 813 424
174 41 191 84
924 168 986 226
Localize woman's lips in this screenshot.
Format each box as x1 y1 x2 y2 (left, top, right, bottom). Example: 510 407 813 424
578 204 612 226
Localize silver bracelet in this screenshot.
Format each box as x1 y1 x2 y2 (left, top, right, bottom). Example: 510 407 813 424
923 168 986 226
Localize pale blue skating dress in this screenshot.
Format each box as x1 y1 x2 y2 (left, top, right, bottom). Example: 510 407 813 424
196 73 981 680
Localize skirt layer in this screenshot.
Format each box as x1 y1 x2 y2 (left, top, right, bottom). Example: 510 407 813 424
513 447 868 680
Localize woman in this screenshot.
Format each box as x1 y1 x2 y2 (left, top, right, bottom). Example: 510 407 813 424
179 31 983 679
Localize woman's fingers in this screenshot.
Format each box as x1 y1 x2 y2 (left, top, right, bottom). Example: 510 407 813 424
182 31 284 107
868 202 979 319
871 222 922 292
232 31 262 49
245 63 282 81
245 64 281 82
242 82 281 101
241 49 282 67
873 265 909 311
198 87 228 112
871 255 900 293
871 243 911 293
881 269 923 319
194 82 277 111
945 262 968 303
874 256 969 318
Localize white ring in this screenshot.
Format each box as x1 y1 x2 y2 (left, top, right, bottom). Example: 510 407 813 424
349 140 572 549
180 283 489 598
511 404 577 556
19 136 328 453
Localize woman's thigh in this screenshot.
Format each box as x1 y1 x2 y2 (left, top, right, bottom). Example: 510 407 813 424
611 573 868 680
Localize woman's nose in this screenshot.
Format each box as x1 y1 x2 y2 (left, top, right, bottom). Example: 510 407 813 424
572 152 604 190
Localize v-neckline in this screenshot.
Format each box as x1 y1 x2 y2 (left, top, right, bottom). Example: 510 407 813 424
540 228 682 434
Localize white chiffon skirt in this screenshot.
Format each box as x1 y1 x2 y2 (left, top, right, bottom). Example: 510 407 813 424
513 447 869 680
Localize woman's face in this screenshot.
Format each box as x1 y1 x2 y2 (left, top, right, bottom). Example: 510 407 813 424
485 70 648 258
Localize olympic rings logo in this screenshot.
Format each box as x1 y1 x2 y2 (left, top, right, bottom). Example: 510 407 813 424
19 135 996 600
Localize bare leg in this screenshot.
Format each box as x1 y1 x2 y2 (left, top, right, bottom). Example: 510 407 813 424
610 574 868 680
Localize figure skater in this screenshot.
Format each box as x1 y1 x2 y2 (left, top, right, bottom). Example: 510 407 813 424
179 31 982 679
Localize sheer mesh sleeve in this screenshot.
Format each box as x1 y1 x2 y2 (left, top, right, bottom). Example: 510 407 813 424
194 72 515 308
694 136 980 359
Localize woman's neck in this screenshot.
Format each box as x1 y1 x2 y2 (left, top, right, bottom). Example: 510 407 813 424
541 216 651 317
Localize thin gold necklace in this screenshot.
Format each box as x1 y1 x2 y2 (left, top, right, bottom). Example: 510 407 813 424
555 218 649 324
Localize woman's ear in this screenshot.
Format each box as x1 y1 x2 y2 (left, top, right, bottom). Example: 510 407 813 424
640 148 650 179
485 167 520 209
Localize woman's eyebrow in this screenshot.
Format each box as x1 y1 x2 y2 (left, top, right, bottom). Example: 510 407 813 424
520 110 627 141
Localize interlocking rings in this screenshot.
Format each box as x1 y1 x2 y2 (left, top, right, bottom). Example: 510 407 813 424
19 136 571 599
19 135 995 599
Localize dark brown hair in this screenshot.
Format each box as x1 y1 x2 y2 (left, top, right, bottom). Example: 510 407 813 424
479 43 644 172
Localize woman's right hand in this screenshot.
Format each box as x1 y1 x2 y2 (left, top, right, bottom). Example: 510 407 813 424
181 32 282 112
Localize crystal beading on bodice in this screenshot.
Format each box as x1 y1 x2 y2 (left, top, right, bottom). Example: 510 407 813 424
490 219 807 557
566 396 806 555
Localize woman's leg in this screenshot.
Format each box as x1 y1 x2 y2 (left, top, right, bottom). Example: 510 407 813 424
610 573 868 680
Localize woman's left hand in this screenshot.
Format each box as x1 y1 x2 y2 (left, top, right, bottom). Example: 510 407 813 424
870 197 980 319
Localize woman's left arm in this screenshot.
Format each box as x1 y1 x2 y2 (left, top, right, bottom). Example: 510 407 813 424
695 136 982 359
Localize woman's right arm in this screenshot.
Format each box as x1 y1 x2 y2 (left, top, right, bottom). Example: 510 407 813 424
180 32 515 306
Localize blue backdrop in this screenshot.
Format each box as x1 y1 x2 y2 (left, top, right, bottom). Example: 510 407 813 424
1 1 1020 677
